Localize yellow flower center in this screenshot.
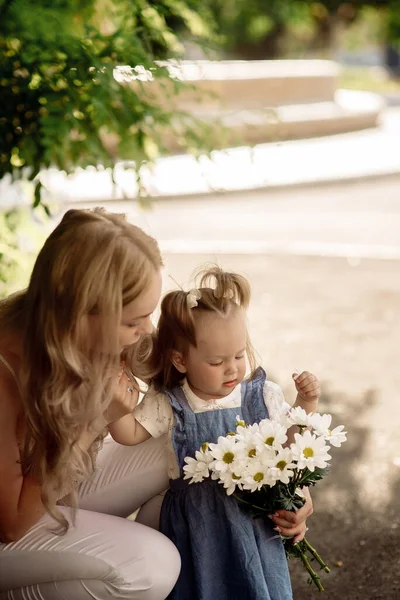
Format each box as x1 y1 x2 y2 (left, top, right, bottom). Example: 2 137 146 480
236 420 246 428
265 436 275 446
248 448 257 458
201 442 209 452
232 473 241 480
253 472 264 483
303 447 314 458
223 452 235 464
276 460 287 471
227 431 236 436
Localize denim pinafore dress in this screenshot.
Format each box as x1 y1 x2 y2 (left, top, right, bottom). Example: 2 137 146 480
160 367 293 600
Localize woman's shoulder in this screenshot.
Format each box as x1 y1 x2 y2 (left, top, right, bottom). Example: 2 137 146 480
0 350 23 419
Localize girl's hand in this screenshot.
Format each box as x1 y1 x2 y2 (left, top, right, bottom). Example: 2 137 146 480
270 487 313 544
293 371 320 403
104 367 139 425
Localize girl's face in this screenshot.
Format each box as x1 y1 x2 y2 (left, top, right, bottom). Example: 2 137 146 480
180 307 247 401
118 269 162 352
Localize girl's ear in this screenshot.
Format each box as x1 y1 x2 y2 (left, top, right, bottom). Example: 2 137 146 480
171 350 187 373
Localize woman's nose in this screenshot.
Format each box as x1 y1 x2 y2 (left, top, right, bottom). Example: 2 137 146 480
139 317 153 335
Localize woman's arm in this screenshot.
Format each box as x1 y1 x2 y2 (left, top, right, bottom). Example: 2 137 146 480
0 376 108 542
0 370 45 542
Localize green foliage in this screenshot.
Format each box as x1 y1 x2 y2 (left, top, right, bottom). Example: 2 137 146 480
387 0 400 42
0 209 21 297
206 1 397 59
0 0 215 189
0 0 217 294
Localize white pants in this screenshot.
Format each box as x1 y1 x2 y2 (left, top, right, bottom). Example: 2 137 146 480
0 436 179 599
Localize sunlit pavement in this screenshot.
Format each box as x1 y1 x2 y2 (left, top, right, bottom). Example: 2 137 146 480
65 175 400 261
35 107 400 203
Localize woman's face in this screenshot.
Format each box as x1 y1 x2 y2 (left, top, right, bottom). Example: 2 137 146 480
118 269 162 352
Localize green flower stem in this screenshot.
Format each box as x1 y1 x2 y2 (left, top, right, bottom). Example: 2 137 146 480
295 543 325 592
233 494 269 514
303 537 331 573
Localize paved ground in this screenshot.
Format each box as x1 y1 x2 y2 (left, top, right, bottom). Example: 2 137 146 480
67 175 400 260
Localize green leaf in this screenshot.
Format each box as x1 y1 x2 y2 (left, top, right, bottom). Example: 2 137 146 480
33 180 42 207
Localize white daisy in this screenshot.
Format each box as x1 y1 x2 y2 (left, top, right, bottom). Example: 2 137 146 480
183 448 213 483
255 419 287 451
218 461 247 495
256 443 278 466
209 436 245 473
242 460 275 492
236 421 260 439
291 430 331 472
309 413 347 447
268 448 296 484
287 406 313 427
309 413 332 435
325 425 347 447
234 425 261 459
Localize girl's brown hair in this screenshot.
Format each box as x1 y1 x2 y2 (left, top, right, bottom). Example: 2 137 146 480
0 207 162 533
152 265 258 390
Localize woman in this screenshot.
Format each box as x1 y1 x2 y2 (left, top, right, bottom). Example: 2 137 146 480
0 207 180 599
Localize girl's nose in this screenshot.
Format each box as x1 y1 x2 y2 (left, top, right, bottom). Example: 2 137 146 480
225 361 237 375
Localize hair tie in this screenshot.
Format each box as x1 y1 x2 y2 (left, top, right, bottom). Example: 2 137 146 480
187 289 201 309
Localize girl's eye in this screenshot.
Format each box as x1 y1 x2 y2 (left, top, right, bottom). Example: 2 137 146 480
209 362 222 367
127 323 139 329
235 355 245 360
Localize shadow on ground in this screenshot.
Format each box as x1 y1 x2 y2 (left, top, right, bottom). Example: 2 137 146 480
290 388 400 600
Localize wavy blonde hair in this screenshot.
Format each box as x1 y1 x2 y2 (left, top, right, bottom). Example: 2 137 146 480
152 265 258 391
0 207 162 532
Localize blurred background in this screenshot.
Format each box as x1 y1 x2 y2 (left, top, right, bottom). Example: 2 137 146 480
1 1 399 598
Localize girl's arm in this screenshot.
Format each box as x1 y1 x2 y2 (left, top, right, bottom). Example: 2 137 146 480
292 370 320 414
286 370 320 446
109 389 172 446
107 414 151 445
103 369 151 445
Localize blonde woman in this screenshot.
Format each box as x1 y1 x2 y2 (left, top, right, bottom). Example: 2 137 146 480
0 208 180 600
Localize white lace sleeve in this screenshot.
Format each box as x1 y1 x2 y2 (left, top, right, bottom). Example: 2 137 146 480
263 380 291 420
133 390 173 438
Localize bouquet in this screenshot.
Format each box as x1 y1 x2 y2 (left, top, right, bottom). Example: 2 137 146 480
183 407 347 591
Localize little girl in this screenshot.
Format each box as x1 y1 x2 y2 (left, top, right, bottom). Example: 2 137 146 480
109 266 320 600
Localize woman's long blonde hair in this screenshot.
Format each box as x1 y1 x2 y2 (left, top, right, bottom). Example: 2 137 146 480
0 207 162 532
152 265 258 391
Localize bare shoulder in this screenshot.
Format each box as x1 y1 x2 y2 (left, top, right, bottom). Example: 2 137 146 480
0 354 33 542
0 354 23 438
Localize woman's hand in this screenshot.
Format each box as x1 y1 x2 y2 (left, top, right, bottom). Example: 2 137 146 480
270 487 313 544
104 367 139 425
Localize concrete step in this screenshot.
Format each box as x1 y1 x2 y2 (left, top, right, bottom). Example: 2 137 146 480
161 90 385 148
163 59 340 108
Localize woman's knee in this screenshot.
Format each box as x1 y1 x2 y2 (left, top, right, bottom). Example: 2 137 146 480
136 531 180 600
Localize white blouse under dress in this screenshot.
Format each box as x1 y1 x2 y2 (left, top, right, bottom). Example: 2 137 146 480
134 378 291 480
